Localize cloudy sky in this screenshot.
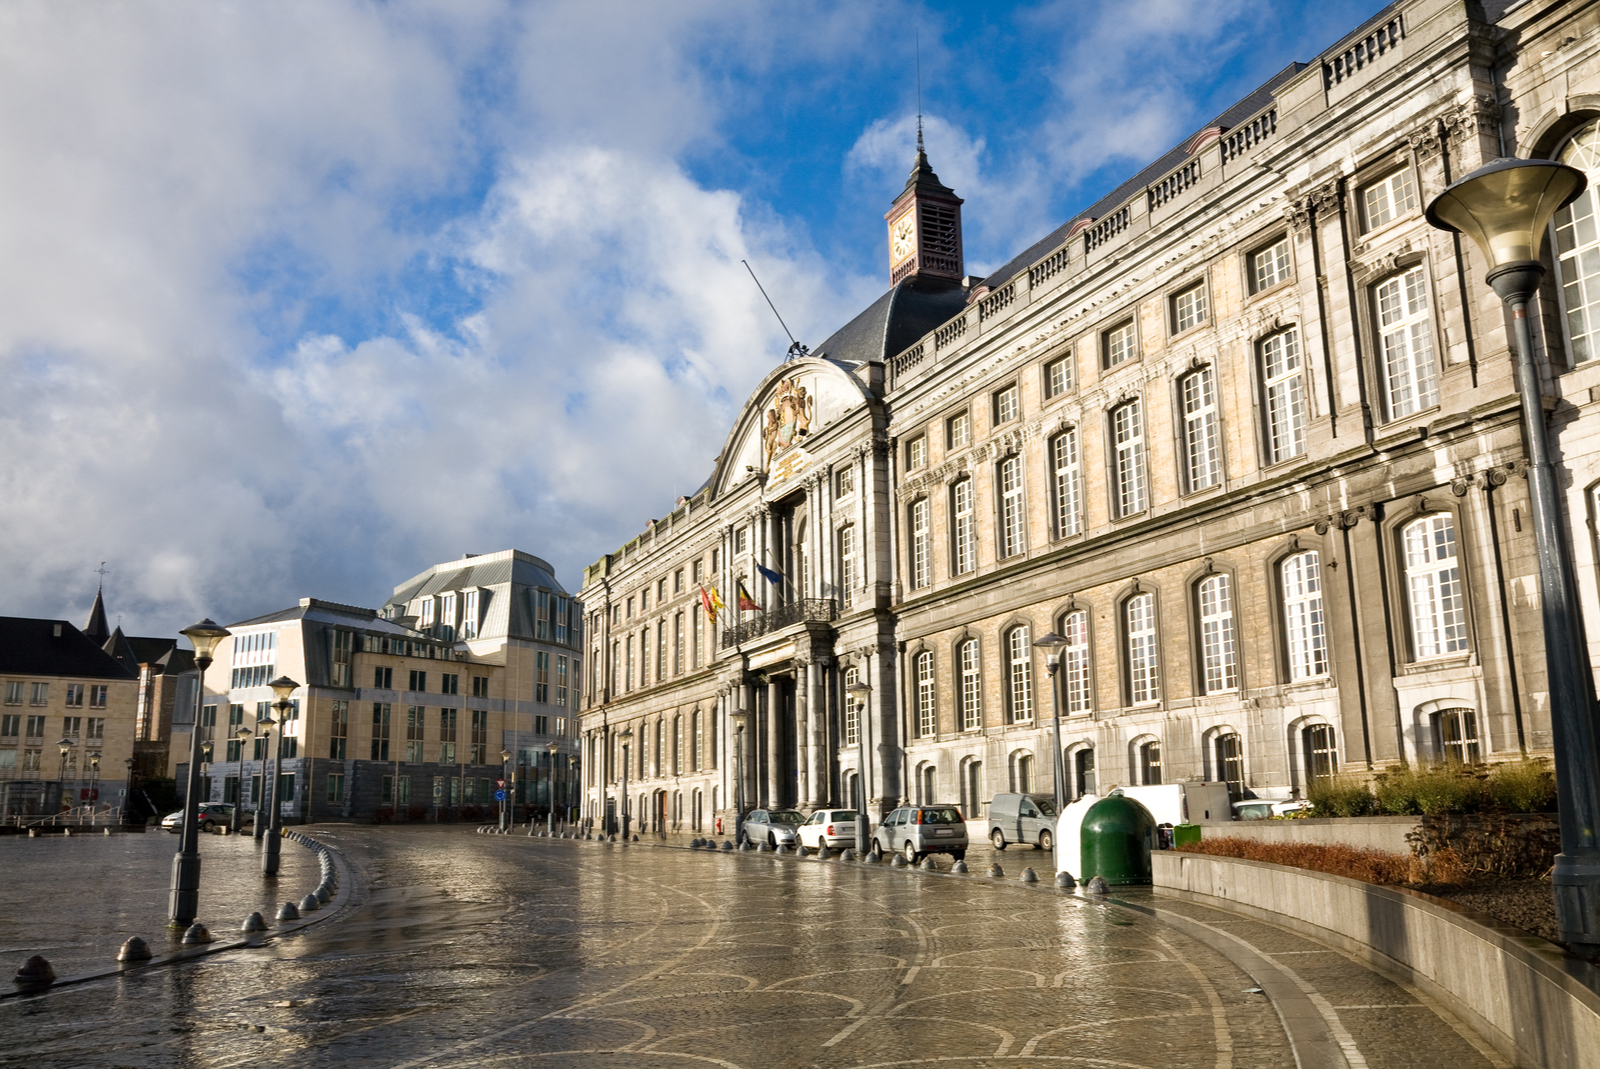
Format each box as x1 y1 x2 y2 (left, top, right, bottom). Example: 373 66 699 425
0 0 1383 639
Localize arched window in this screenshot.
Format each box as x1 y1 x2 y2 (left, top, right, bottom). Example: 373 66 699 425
846 770 861 813
1197 573 1238 693
1215 732 1244 799
1124 592 1160 704
961 757 983 815
843 664 861 746
918 763 936 804
1260 329 1307 463
1302 723 1337 783
1375 266 1438 419
671 714 681 775
1138 739 1163 785
1011 752 1035 793
1005 626 1034 723
1112 399 1148 516
839 525 857 609
958 639 982 730
999 455 1027 558
1403 514 1468 659
691 708 702 771
1180 366 1221 492
952 478 977 575
1062 609 1092 714
1073 747 1096 799
914 651 936 738
1281 551 1327 680
909 498 932 590
1050 428 1083 538
1433 707 1481 765
1554 120 1600 363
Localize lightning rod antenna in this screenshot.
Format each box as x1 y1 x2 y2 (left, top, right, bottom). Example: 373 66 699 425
916 27 924 153
742 260 808 359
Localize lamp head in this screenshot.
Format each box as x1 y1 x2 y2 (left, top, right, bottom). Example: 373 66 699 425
499 749 511 762
237 726 253 740
201 740 214 761
1425 157 1586 299
1033 631 1067 650
547 741 559 754
257 714 276 729
181 619 232 662
845 680 871 695
617 726 633 741
125 757 134 770
58 738 72 754
90 753 100 768
268 675 299 705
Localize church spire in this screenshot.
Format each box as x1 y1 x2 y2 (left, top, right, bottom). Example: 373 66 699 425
884 138 964 286
84 585 110 644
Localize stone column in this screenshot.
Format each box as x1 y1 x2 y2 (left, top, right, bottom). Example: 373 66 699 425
765 677 781 807
804 659 824 807
795 662 809 807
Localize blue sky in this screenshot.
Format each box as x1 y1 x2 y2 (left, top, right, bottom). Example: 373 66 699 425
0 0 1384 639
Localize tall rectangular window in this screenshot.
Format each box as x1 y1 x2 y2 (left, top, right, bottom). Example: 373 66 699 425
462 589 479 639
536 652 550 703
1261 330 1307 463
906 436 927 470
1362 168 1418 230
556 597 569 644
1404 514 1469 659
959 639 982 731
1125 593 1160 704
673 613 684 674
556 656 569 706
1113 400 1147 517
329 699 348 760
952 479 976 575
994 384 1020 424
947 411 971 449
1181 367 1221 492
839 525 857 609
843 666 860 745
1197 574 1238 693
692 708 703 770
1050 429 1082 539
1555 126 1600 363
1171 282 1209 333
692 607 703 669
1045 352 1074 398
836 466 855 496
1282 551 1328 679
331 629 352 687
1006 626 1033 724
371 703 391 761
1063 610 1091 713
915 651 935 738
471 710 488 765
536 591 551 640
1376 267 1438 419
909 499 931 590
1103 319 1136 368
998 455 1026 559
656 621 666 681
1250 235 1292 292
405 706 425 762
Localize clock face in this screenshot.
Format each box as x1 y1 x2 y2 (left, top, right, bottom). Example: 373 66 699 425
890 214 917 264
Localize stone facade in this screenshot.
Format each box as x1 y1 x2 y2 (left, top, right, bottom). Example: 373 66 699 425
579 0 1600 832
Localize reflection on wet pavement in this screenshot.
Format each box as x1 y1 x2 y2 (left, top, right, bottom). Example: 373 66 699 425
0 825 1498 1069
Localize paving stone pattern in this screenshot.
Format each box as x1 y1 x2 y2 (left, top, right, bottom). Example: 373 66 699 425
0 827 1506 1068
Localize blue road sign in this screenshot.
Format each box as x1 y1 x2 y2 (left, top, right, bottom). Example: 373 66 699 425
494 789 507 801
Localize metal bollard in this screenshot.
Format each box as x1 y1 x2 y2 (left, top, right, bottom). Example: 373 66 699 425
1055 871 1077 890
838 848 855 861
1085 875 1110 895
721 840 734 851
277 901 300 921
920 856 939 871
241 912 268 932
181 924 212 945
987 863 1004 878
118 936 152 961
889 855 907 868
1020 867 1039 883
315 886 331 904
13 955 55 987
951 859 968 874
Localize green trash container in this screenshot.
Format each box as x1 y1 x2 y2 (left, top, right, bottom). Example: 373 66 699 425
1172 823 1201 849
1080 793 1157 885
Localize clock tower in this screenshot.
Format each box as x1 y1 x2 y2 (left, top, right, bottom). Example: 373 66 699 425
884 132 964 286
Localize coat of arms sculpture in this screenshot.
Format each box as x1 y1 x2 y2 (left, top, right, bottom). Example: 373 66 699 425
762 378 813 462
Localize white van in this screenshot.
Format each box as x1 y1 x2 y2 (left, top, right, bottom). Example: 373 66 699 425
1115 781 1231 826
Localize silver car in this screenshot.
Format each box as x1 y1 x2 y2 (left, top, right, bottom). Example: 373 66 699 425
797 808 860 853
870 804 968 863
741 808 805 848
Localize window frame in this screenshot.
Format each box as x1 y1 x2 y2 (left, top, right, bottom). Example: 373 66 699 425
914 650 936 738
1044 350 1075 399
908 497 932 590
1049 427 1083 540
1059 607 1093 715
1122 590 1161 706
1399 511 1472 662
1259 328 1308 465
951 477 977 576
1194 571 1239 695
1178 364 1222 494
1169 279 1211 335
1110 398 1148 518
957 636 983 731
1371 263 1440 422
906 435 928 470
946 410 972 450
997 453 1027 559
1550 118 1600 366
1102 318 1137 369
1248 233 1294 295
1279 548 1330 682
1004 624 1034 725
993 382 1021 426
1360 166 1421 233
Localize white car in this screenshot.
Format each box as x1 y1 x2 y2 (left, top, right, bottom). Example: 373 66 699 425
1233 799 1312 820
797 808 860 853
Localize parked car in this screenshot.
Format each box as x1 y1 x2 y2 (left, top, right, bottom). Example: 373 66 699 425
742 808 805 847
870 804 968 863
797 808 860 853
161 803 249 833
987 793 1058 850
1233 799 1312 820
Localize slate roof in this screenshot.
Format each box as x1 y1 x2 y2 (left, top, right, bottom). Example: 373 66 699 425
0 617 137 680
83 589 109 644
812 273 969 366
102 629 185 676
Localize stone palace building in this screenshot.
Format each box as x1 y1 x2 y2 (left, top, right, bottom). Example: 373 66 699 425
578 0 1600 834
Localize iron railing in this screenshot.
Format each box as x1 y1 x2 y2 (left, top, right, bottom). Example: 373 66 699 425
721 598 838 649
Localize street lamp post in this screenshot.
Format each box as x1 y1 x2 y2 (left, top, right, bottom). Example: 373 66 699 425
56 738 72 811
1427 156 1600 955
88 753 101 820
730 711 749 845
123 757 135 826
261 675 299 876
547 741 559 835
618 727 632 841
170 618 230 927
1033 631 1068 812
232 727 252 835
499 748 512 832
845 679 871 857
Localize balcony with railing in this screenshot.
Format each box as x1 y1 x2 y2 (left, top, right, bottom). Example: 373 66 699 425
720 598 838 649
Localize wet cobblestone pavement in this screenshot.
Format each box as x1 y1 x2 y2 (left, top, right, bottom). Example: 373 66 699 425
0 826 1510 1068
